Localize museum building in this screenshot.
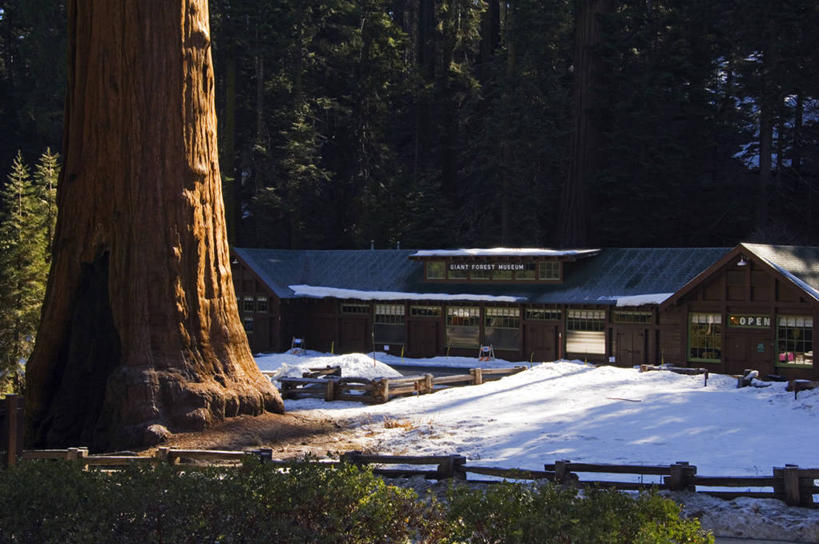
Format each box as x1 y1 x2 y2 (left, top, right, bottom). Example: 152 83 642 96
231 243 818 379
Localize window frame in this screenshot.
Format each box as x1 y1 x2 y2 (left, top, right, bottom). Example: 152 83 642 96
776 315 814 367
688 312 722 363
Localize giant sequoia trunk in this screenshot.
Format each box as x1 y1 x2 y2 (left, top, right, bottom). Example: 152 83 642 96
25 0 283 451
560 0 614 248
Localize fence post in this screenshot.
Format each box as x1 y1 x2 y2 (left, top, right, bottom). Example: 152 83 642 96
341 451 363 467
255 448 273 464
375 379 390 403
667 462 696 491
554 460 577 486
3 395 22 468
325 379 336 402
783 465 801 507
436 455 467 480
470 368 483 385
423 374 434 394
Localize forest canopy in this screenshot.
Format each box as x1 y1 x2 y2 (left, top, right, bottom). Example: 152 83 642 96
1 0 817 249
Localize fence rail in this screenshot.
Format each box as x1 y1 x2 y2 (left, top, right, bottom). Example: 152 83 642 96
6 443 819 508
277 366 527 404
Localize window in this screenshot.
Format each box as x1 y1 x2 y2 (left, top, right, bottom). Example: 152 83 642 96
256 296 268 313
470 268 492 280
688 313 722 362
374 304 405 324
491 269 513 281
525 307 562 321
515 265 536 281
242 317 254 334
446 306 480 348
485 307 521 350
566 309 605 354
613 311 653 324
777 315 813 366
341 303 370 315
447 266 468 280
427 261 445 280
538 261 560 280
242 296 255 312
410 305 442 318
567 309 605 331
374 304 406 346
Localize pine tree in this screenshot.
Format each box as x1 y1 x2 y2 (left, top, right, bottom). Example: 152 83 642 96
33 148 59 262
0 151 48 393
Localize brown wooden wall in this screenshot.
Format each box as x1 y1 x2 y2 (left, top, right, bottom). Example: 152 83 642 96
231 254 816 379
660 257 819 378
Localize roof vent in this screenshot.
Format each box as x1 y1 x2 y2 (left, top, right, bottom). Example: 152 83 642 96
370 240 375 250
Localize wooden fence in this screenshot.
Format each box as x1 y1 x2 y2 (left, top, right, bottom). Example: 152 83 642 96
0 395 23 468
7 444 819 508
270 366 528 404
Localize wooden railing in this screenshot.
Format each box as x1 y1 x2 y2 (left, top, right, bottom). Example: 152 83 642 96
8 445 819 508
272 366 528 404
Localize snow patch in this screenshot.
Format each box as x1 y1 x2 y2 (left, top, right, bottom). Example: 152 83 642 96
410 248 600 258
288 284 524 303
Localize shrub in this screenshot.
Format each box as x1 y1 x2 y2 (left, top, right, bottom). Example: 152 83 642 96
443 482 714 544
0 460 712 543
0 459 430 543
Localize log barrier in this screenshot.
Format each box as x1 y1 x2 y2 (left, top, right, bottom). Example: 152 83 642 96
7 445 819 507
277 366 527 404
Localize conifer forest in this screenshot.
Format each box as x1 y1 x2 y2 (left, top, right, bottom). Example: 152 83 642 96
1 1 819 391
3 1 819 251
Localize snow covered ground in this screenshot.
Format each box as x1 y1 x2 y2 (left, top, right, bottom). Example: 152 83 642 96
254 350 819 542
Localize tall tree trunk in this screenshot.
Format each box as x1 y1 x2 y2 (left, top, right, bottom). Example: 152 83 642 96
25 0 283 451
560 0 613 248
222 54 237 243
792 92 803 174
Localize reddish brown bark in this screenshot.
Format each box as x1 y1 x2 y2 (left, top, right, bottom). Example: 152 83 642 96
25 0 283 451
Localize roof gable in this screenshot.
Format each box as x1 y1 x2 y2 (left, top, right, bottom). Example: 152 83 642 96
660 243 819 308
740 243 819 301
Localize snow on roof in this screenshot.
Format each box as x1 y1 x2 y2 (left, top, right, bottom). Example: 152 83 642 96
410 248 600 258
739 243 819 302
606 293 674 307
289 284 524 303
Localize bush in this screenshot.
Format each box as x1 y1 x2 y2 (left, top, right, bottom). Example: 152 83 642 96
443 482 714 544
0 459 430 543
0 460 712 543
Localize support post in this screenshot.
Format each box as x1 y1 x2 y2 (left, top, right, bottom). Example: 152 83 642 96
783 465 801 507
4 395 21 467
470 368 483 385
376 378 390 403
667 462 696 491
255 447 273 464
554 459 577 485
436 455 467 480
341 451 363 466
325 379 336 402
424 374 433 394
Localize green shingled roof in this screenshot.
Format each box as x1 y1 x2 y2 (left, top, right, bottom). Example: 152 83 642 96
233 246 732 306
741 243 819 300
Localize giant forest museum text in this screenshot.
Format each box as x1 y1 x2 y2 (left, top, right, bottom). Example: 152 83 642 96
231 244 818 379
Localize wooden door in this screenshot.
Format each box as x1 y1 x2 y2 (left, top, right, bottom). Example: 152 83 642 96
615 328 645 366
524 323 557 362
408 320 440 357
340 318 370 353
726 332 773 375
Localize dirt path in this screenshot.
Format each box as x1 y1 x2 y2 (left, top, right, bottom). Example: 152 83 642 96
138 412 364 459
